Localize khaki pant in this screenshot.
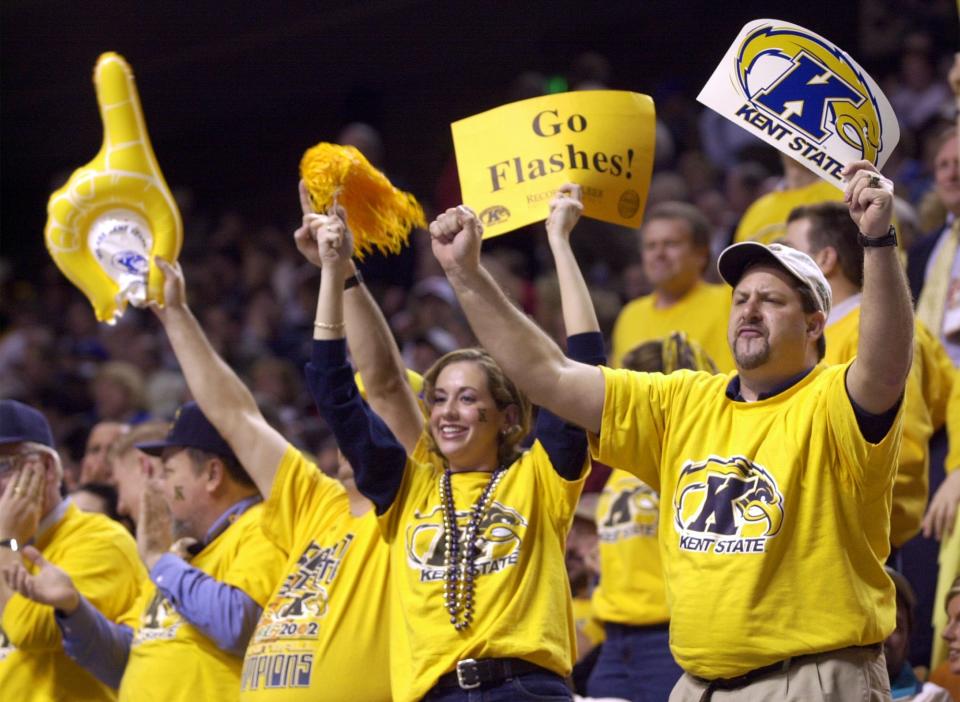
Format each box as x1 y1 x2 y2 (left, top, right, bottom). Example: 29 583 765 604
668 646 891 702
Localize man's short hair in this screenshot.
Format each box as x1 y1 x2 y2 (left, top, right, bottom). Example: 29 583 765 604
792 278 827 361
788 202 863 289
644 201 711 250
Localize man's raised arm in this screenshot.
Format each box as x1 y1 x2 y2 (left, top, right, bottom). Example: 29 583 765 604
843 162 914 415
150 259 286 497
430 206 604 434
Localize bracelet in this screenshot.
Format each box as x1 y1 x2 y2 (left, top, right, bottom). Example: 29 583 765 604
344 270 364 290
858 225 898 248
314 320 345 331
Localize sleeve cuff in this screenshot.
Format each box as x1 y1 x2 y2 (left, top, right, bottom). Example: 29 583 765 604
311 338 347 366
56 595 100 638
567 331 606 365
150 553 190 600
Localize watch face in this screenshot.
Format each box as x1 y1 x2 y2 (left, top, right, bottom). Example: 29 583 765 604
0 538 18 552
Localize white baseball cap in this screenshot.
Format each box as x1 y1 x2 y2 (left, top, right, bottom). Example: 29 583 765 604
717 242 832 316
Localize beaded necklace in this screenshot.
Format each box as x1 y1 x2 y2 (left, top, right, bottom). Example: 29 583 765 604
439 464 507 630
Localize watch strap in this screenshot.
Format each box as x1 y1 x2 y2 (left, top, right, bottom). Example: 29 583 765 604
344 270 364 290
859 225 897 248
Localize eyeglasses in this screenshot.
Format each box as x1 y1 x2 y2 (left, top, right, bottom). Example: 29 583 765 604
0 451 42 475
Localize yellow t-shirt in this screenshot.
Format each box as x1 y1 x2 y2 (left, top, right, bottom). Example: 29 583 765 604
572 597 605 649
946 371 960 473
379 438 587 702
118 502 285 702
591 470 669 626
734 180 844 245
825 307 954 546
589 363 902 679
611 282 735 372
0 503 145 702
240 445 392 702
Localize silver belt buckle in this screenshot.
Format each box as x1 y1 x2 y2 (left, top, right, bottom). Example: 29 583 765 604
456 658 481 690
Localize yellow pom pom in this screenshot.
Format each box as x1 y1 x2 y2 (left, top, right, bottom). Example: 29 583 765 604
300 143 425 260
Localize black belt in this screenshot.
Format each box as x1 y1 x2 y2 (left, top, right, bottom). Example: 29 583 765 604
435 657 554 690
693 644 882 701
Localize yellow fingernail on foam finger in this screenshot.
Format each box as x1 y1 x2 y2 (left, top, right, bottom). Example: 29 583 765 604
44 52 182 323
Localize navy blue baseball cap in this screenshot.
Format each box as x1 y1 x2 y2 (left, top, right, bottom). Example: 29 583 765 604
0 400 54 448
136 402 238 463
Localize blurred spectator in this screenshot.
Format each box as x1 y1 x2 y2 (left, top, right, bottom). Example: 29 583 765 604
610 202 735 371
885 568 952 700
890 33 952 132
106 420 168 524
91 361 148 423
699 109 761 170
910 126 960 363
930 576 960 699
70 482 121 522
339 122 385 169
734 153 844 245
567 493 604 693
79 420 128 484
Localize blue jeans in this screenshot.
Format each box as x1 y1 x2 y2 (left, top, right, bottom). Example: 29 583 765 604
587 622 684 702
422 671 572 701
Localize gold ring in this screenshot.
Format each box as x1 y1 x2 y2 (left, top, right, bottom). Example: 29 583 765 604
868 175 881 189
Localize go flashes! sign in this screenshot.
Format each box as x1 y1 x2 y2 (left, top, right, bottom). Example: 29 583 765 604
452 90 655 239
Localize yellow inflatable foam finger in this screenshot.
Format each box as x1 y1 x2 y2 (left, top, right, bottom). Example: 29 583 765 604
44 52 182 323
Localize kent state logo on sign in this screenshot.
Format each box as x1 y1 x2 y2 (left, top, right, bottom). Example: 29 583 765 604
673 456 784 555
698 19 899 189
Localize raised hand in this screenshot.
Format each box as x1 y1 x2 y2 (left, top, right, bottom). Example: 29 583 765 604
2 546 80 614
923 470 960 541
429 206 483 274
841 161 893 239
0 461 46 545
149 257 188 323
316 207 354 274
545 183 584 243
137 475 175 570
295 180 354 275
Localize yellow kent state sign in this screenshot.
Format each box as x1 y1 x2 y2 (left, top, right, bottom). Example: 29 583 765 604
452 91 655 239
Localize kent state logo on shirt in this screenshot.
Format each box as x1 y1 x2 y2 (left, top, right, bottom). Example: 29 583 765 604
733 23 884 177
133 591 180 644
597 475 659 543
673 456 784 555
406 501 527 583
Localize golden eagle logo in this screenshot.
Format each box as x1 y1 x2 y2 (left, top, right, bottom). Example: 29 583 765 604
735 24 883 163
406 501 527 571
674 456 784 539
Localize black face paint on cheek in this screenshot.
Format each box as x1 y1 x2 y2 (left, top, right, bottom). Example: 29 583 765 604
477 409 487 422
174 486 185 501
